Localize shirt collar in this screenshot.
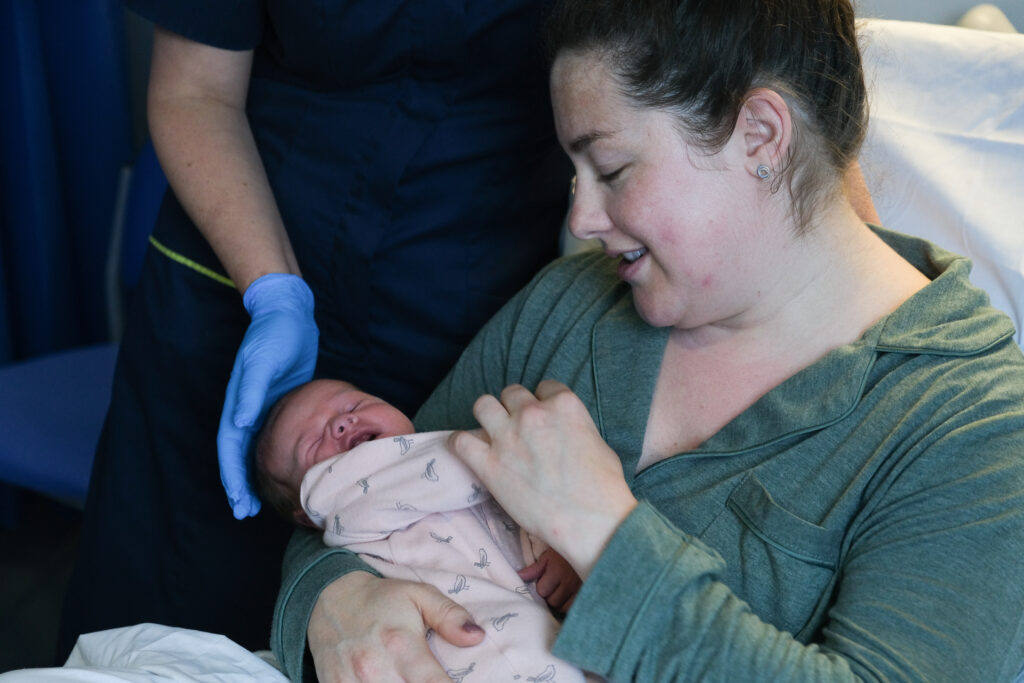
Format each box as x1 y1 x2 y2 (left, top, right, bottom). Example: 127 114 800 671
591 226 1016 461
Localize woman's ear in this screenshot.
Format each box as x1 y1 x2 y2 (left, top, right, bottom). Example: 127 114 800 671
737 88 792 180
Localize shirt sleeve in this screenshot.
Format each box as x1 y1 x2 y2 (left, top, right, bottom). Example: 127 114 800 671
421 254 1024 681
123 0 265 50
554 423 1024 683
270 528 382 683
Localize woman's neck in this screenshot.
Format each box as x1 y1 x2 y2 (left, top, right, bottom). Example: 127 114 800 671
671 202 928 364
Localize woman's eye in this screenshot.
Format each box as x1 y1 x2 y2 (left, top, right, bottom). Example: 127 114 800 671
599 167 624 183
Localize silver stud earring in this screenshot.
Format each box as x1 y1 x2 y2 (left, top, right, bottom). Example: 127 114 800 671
756 164 771 180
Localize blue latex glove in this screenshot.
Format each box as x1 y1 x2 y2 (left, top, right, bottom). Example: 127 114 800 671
217 273 319 519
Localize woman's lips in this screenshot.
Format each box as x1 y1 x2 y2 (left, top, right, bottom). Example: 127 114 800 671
617 247 648 280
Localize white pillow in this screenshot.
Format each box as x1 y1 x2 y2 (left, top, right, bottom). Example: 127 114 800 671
858 18 1024 347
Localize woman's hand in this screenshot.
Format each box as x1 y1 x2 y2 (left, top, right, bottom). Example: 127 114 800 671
217 274 319 518
308 571 485 682
450 380 638 579
149 28 308 519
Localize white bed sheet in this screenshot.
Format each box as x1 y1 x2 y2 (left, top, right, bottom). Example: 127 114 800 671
0 624 287 683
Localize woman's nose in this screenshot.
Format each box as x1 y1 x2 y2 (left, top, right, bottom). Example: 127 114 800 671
567 177 612 242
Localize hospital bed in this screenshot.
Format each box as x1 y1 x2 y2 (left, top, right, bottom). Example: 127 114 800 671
1 13 1022 683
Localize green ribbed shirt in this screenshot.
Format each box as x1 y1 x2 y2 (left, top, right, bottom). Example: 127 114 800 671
272 227 1024 682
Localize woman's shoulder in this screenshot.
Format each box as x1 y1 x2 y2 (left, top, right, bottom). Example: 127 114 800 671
519 250 626 310
493 250 633 343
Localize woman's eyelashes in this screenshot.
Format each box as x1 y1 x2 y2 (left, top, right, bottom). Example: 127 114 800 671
598 165 626 184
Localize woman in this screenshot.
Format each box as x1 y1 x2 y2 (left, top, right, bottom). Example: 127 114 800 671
58 0 572 658
274 0 1024 680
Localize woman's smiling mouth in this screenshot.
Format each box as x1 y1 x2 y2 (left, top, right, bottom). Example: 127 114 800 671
622 248 647 263
617 247 648 281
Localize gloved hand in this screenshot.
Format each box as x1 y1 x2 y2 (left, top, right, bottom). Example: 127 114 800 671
217 273 319 519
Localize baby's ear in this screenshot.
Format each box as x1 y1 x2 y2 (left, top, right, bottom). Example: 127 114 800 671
293 508 316 528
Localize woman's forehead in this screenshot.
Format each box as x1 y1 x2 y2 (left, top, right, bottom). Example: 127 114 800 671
552 54 626 139
551 50 615 107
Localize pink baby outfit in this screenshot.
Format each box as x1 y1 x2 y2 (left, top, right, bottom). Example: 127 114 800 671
300 430 585 683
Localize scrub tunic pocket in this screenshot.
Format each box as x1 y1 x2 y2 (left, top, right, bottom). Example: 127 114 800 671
699 472 843 638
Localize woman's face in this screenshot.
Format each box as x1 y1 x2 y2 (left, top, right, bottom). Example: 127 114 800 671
551 51 785 332
263 379 414 492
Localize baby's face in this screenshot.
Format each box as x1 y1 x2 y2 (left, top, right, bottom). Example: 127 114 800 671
263 379 414 492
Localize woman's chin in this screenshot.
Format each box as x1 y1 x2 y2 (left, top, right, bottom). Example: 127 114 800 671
631 296 677 329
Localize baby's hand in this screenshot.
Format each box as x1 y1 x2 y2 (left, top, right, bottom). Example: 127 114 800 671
518 547 582 614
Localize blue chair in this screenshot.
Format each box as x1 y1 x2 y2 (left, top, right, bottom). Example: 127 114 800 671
0 139 166 511
0 344 119 508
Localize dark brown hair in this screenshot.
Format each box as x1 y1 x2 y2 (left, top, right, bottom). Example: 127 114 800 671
545 0 868 231
253 385 304 522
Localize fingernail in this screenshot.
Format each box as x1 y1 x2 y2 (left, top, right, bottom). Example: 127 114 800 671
462 621 484 634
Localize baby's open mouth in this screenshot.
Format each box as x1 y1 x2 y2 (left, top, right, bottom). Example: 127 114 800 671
348 431 378 449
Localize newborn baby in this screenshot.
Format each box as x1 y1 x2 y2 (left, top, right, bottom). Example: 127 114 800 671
255 379 591 682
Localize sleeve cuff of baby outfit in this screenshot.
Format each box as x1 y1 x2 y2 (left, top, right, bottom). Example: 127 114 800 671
552 501 726 675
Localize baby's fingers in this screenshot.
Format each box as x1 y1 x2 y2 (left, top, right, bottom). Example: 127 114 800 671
517 554 550 584
544 577 580 613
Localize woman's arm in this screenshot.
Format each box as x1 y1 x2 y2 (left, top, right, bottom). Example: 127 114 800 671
147 26 300 291
452 386 1024 681
552 422 1024 683
148 27 319 518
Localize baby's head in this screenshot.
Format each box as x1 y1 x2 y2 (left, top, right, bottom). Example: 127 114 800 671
254 379 414 525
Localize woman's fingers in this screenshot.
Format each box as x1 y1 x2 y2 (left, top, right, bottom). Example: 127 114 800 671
448 429 493 476
471 383 539 432
469 392 508 434
413 581 487 648
499 382 539 407
533 378 572 400
471 381 578 437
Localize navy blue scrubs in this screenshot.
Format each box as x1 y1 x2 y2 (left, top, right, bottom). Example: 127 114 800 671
59 0 570 657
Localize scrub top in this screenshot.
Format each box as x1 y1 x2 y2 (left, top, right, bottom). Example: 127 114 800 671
125 0 572 414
